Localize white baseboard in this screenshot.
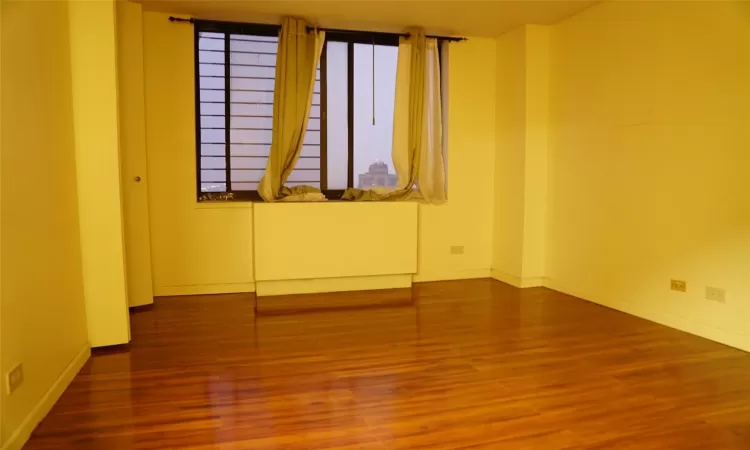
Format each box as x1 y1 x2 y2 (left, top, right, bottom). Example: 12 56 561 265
412 269 491 283
256 274 411 297
543 277 750 353
2 344 91 450
154 282 256 297
490 270 543 288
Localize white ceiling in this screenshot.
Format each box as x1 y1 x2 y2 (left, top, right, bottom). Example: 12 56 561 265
134 0 600 37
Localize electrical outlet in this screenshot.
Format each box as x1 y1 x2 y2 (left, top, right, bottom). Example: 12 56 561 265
6 363 23 395
670 279 687 292
450 246 464 255
705 286 726 303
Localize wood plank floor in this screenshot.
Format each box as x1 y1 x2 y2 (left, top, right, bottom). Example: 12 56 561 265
24 279 750 449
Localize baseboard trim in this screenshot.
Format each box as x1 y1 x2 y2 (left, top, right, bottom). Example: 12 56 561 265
256 274 411 297
490 270 543 288
543 277 750 353
2 344 91 450
412 269 491 283
154 282 256 297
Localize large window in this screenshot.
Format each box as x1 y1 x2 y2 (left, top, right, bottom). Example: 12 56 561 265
195 22 437 201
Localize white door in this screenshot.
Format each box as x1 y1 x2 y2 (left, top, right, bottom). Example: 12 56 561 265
117 2 154 307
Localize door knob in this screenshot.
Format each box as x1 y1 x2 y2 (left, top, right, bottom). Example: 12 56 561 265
134 176 142 182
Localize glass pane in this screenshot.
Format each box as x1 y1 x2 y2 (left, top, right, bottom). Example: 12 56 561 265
200 77 224 89
230 169 264 182
230 129 272 144
201 182 226 192
198 50 223 64
201 129 225 144
200 90 224 102
199 63 224 76
326 42 348 190
201 116 225 128
230 156 268 169
201 157 225 169
201 144 225 156
201 169 226 182
231 117 272 129
231 144 270 157
354 43 398 189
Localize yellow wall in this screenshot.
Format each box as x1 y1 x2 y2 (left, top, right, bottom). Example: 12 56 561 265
492 25 548 287
415 37 497 282
142 11 497 294
143 12 255 295
520 25 548 283
1 1 89 446
69 0 130 347
493 27 526 281
546 1 750 351
254 203 417 281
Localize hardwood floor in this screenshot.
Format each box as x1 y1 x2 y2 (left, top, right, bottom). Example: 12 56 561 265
24 279 750 449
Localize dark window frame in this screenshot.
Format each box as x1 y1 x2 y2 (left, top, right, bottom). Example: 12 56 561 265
194 20 438 202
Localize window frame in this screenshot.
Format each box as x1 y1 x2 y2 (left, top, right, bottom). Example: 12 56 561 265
194 20 438 202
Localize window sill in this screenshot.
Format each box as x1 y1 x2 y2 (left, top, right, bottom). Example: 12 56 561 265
195 201 254 209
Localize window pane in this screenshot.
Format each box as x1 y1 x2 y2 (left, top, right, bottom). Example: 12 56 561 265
201 182 226 192
325 41 348 190
230 156 267 169
201 169 225 182
231 144 270 157
354 43 398 189
197 33 228 193
231 169 264 182
201 102 225 115
200 77 224 89
231 117 272 129
231 103 273 116
201 144 225 156
201 157 225 169
198 30 322 196
231 77 274 91
199 63 224 76
198 50 223 63
201 116 225 128
287 59 322 188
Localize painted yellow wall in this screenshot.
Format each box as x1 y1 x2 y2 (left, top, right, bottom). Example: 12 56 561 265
254 203 417 281
143 12 255 295
141 10 497 293
493 27 526 281
520 25 548 283
492 25 548 287
68 0 131 347
415 37 497 282
546 1 750 351
1 1 89 446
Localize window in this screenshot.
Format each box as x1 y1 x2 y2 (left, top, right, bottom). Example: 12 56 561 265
195 22 441 201
196 22 320 200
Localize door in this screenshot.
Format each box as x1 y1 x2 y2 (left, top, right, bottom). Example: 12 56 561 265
117 1 154 307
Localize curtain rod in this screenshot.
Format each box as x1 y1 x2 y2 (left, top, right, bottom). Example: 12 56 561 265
168 16 466 42
306 26 466 42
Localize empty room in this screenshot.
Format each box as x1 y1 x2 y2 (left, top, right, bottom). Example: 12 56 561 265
1 0 749 448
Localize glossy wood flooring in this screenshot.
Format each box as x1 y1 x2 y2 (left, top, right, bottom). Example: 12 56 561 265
25 279 750 449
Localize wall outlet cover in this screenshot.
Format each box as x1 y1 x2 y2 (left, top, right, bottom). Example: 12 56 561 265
670 279 687 292
6 362 23 395
705 286 726 303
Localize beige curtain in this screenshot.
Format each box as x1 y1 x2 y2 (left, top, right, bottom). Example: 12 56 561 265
258 18 325 201
343 30 446 203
